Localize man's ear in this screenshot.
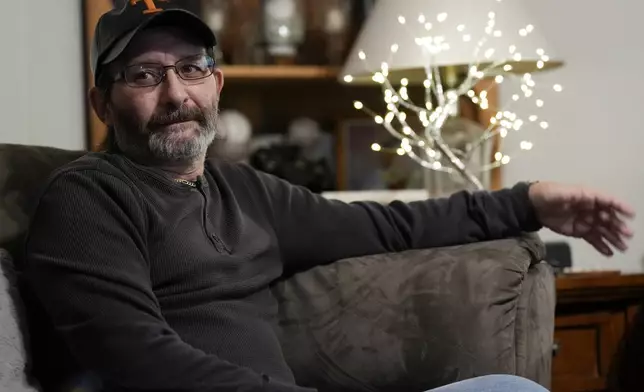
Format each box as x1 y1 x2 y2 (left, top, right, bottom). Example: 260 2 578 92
89 87 113 126
214 68 224 95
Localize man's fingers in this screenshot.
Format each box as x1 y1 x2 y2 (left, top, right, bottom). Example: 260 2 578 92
598 226 629 252
585 232 614 257
596 194 636 219
611 218 634 238
602 207 635 238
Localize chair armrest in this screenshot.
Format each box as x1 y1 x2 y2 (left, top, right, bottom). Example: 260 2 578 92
0 248 40 392
273 236 555 391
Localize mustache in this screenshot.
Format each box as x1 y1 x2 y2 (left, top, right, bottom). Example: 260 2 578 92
148 105 207 129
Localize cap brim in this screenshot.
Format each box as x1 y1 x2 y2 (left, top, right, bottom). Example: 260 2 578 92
101 9 217 66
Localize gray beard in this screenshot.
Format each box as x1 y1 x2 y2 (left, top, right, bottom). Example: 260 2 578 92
146 113 218 162
111 103 220 164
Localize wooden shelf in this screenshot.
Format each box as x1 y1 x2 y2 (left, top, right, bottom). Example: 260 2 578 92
219 65 342 81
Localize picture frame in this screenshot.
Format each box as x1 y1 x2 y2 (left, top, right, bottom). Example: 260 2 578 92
336 80 502 195
337 119 426 192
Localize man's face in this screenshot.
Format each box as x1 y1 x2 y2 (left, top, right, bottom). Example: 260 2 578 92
101 27 223 163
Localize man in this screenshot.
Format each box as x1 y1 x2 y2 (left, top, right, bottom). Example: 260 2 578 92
23 2 634 392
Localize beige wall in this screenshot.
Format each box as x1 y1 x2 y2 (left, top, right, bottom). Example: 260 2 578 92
502 0 644 272
0 1 85 149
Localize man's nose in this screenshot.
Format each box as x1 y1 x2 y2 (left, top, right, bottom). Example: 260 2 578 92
159 69 189 107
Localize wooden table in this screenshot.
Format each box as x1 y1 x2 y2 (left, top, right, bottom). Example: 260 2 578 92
552 273 644 392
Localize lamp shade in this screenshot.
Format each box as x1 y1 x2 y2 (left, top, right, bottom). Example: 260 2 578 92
341 0 563 84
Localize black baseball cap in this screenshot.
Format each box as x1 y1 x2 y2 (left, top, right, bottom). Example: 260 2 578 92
90 0 217 85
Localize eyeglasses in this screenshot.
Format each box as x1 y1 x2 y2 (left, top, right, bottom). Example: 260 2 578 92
114 54 216 88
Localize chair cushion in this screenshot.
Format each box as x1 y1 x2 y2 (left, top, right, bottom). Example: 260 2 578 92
272 236 549 392
0 144 84 253
0 248 39 392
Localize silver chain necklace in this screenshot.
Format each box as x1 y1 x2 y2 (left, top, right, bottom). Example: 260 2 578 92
174 178 197 187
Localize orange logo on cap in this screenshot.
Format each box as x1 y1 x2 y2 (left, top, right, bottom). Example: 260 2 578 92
130 0 169 14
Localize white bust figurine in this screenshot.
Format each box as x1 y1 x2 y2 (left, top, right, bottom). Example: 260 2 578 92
216 110 253 162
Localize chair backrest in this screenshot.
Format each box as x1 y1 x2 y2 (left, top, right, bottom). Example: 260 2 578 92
0 144 85 255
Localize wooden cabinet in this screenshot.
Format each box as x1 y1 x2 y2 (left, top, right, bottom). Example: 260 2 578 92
552 274 644 392
553 312 625 391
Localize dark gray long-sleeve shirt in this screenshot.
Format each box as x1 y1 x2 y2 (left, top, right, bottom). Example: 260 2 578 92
23 152 541 392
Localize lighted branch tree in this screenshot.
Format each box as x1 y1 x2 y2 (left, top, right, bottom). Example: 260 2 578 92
343 5 563 190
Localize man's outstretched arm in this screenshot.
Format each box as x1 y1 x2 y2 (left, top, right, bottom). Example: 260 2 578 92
24 170 311 392
240 166 542 271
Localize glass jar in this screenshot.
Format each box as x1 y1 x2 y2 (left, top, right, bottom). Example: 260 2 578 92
323 0 352 65
202 0 229 64
263 0 305 60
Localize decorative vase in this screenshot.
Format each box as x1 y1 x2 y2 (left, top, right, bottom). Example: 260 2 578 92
323 0 352 65
263 0 306 63
202 0 229 64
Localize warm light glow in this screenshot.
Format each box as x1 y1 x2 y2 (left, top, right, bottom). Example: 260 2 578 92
400 87 409 100
349 2 561 190
381 62 389 72
372 72 386 84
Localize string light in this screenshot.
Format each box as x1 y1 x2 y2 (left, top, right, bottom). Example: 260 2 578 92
346 4 562 190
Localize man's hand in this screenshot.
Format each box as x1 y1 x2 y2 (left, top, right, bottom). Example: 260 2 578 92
528 182 635 256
